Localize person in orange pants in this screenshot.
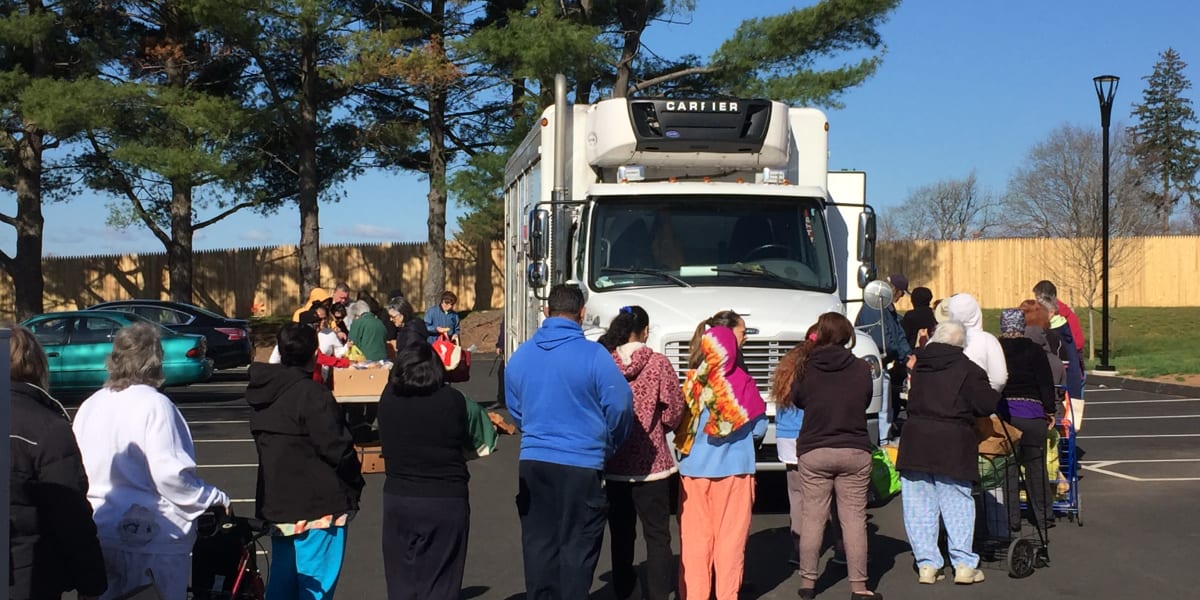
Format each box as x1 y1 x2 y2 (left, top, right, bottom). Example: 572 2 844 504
674 311 767 599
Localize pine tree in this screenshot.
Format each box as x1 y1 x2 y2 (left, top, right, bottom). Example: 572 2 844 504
1128 48 1200 233
0 0 108 318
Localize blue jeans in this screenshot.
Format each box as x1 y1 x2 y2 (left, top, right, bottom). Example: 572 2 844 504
267 526 347 600
901 472 978 569
878 376 893 441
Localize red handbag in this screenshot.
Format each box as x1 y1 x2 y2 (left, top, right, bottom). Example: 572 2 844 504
432 334 471 382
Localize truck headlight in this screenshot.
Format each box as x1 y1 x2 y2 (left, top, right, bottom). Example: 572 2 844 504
862 354 882 380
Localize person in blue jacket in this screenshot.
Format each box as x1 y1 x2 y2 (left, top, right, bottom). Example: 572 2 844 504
855 273 914 443
505 284 634 599
424 290 462 344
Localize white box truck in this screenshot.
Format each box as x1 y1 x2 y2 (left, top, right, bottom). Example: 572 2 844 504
502 77 885 468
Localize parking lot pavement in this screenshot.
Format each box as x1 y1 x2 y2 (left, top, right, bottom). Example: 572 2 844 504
62 371 1200 599
1077 386 1200 481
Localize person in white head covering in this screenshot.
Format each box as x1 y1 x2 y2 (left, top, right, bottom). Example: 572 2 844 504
943 293 1008 392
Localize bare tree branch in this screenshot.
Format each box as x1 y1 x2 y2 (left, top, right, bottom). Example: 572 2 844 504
85 132 173 248
629 65 716 94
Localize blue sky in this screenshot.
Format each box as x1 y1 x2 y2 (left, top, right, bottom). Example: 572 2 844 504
5 0 1199 257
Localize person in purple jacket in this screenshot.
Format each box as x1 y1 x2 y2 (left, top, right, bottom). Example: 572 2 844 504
998 308 1058 539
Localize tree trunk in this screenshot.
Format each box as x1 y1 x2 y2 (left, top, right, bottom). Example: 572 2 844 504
472 237 494 311
612 1 652 99
297 25 321 298
424 89 448 312
12 124 45 320
168 180 194 302
422 0 448 312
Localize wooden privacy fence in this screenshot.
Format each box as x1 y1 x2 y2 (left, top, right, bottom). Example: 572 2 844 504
877 235 1200 309
0 241 505 320
0 236 1197 320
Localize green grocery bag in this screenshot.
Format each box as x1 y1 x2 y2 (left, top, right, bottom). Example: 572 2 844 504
869 447 901 504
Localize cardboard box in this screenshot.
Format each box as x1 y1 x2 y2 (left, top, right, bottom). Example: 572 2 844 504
331 366 389 399
355 443 385 474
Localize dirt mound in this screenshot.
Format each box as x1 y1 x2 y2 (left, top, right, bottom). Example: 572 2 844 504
460 310 503 353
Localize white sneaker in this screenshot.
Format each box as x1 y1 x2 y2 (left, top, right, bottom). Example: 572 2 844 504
918 566 944 584
954 565 985 584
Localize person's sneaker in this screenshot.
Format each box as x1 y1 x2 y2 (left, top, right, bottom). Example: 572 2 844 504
918 566 944 584
953 565 985 584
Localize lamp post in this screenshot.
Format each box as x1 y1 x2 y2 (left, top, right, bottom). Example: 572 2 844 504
1094 74 1119 372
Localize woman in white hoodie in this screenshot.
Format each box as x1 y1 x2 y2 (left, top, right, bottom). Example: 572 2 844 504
73 322 229 600
944 293 1009 392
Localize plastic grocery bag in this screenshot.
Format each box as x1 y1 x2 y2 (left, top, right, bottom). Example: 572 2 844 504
869 446 901 504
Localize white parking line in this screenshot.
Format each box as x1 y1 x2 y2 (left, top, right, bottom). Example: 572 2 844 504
188 420 249 425
1084 459 1200 463
1085 388 1124 392
1086 398 1200 405
1082 460 1200 482
194 439 255 443
1086 414 1200 421
198 464 258 468
230 499 255 504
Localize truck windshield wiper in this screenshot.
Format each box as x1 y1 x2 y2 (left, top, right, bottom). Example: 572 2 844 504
711 265 804 289
600 267 692 287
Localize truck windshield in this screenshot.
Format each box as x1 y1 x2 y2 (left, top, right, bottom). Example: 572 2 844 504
588 195 835 292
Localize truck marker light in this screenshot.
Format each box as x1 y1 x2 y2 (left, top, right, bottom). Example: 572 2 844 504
541 117 549 127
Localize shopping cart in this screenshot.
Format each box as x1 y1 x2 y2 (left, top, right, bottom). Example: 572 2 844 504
190 509 271 599
1051 385 1083 526
975 423 1050 579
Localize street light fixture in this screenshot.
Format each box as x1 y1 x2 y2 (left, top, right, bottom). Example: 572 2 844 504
1093 74 1119 372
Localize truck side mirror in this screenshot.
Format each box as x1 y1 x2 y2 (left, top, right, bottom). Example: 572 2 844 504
857 264 877 289
529 209 550 261
527 261 548 288
857 211 876 263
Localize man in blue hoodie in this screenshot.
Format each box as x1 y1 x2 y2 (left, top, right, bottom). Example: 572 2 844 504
505 284 634 599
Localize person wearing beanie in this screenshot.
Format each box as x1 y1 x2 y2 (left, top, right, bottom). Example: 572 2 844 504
902 287 938 348
997 308 1058 539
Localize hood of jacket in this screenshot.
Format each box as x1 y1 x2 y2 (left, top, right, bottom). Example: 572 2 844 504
913 342 966 372
809 344 858 373
614 342 652 378
9 381 69 421
1024 325 1052 349
533 317 585 351
945 293 983 330
246 362 311 408
700 326 740 376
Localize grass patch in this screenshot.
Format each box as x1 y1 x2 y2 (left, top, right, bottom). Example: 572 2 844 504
979 307 1200 378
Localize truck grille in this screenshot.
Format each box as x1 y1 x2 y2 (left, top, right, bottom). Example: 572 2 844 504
662 339 801 394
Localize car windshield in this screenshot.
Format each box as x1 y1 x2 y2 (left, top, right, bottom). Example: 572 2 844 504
588 195 835 292
120 312 179 337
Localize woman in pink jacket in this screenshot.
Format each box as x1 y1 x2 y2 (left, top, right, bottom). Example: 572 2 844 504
598 305 686 600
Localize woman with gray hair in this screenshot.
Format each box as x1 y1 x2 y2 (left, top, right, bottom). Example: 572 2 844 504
388 296 436 351
896 321 1000 585
73 321 229 600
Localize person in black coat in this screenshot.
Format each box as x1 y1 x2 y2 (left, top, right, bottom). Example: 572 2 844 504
377 343 475 599
997 308 1058 536
897 321 999 585
246 324 365 598
386 296 437 351
7 326 107 600
902 286 938 348
789 312 879 600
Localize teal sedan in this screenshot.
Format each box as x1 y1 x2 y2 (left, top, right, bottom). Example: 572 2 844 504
21 310 214 392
